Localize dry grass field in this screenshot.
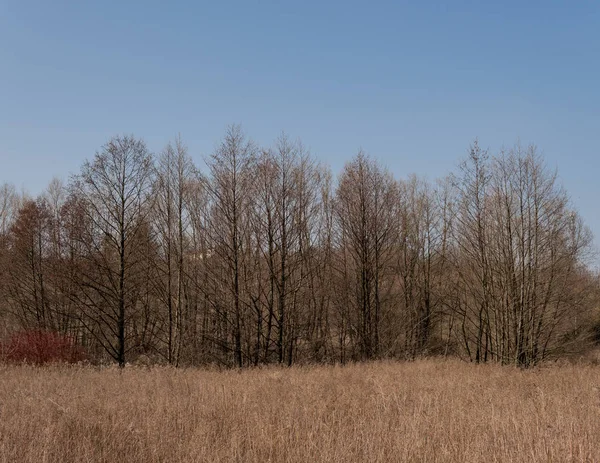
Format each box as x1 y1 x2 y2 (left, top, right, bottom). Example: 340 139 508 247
1 359 599 462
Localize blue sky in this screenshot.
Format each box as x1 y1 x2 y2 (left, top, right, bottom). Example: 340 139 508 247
1 1 599 253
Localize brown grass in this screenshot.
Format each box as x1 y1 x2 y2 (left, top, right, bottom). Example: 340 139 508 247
1 359 599 462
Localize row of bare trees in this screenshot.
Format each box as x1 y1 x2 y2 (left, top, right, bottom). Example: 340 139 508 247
1 127 598 367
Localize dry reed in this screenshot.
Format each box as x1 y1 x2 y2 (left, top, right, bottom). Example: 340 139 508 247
1 359 599 462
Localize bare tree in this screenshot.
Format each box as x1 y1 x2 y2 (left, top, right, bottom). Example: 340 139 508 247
185 172 212 363
251 149 278 363
153 136 195 365
334 152 398 359
205 125 256 367
451 140 492 362
394 176 445 357
450 142 594 366
0 183 20 333
6 198 53 330
1 130 597 369
70 135 155 367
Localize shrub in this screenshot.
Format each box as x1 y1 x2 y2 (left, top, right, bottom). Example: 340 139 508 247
2 330 87 365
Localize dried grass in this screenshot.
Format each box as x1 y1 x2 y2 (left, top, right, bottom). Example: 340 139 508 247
1 359 599 462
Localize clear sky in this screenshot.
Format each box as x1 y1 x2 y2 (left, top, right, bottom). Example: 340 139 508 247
1 1 599 253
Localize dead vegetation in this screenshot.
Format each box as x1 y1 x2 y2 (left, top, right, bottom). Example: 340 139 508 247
1 359 599 462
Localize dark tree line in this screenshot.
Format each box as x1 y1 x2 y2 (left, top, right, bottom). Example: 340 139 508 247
1 128 598 367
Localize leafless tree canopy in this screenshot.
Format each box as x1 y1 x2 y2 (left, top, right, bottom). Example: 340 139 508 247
1 131 598 367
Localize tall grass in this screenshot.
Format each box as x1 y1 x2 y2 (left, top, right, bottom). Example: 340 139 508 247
1 359 599 462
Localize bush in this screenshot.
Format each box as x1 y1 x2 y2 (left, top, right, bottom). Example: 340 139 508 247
2 330 87 365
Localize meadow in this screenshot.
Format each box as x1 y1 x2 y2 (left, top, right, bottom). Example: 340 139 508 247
1 359 599 462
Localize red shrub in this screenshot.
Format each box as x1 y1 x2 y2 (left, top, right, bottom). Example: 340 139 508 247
2 330 87 365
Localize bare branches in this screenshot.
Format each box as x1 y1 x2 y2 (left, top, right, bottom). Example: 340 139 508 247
69 135 155 366
1 132 596 369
